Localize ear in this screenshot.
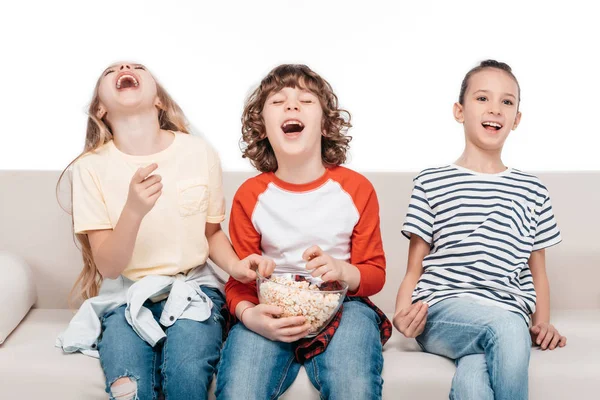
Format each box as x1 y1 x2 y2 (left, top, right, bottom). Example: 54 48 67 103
96 104 106 119
453 102 464 123
154 97 163 110
512 111 522 130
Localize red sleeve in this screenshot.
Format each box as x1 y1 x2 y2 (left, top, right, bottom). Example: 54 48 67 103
335 169 386 297
225 178 266 314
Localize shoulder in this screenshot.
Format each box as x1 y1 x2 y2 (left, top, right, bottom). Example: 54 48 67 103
234 173 272 200
177 133 216 155
328 166 374 192
72 142 113 172
505 169 549 197
413 165 455 183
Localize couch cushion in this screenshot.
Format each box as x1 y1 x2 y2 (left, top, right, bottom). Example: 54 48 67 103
1 309 598 399
0 252 37 344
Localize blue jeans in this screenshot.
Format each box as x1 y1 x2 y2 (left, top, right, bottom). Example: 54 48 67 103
416 298 531 400
98 286 225 400
215 299 384 400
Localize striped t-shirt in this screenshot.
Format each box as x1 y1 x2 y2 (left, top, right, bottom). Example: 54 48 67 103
402 164 562 323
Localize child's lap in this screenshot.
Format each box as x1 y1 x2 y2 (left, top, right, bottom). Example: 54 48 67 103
424 297 527 328
221 298 382 369
99 285 226 361
416 297 530 357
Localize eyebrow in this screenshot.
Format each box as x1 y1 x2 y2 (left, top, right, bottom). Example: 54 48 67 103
473 89 516 99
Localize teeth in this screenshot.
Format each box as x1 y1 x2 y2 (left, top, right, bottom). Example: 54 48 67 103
116 74 139 89
282 120 303 127
483 122 502 128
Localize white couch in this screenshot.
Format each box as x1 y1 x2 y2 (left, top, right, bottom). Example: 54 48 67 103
1 170 599 399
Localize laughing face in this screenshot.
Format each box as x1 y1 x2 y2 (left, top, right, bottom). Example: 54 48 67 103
262 86 324 160
96 62 159 116
454 68 522 151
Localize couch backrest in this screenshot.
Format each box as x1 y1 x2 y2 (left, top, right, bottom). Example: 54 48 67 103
1 170 598 313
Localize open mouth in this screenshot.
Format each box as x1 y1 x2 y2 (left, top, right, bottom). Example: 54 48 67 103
116 73 139 90
281 119 305 135
482 121 503 132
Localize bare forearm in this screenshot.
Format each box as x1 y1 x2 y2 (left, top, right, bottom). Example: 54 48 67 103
207 229 239 275
532 273 551 325
341 261 361 292
395 235 429 318
235 300 256 319
395 272 421 315
93 207 142 279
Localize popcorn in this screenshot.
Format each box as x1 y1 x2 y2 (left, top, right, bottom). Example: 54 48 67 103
258 276 343 335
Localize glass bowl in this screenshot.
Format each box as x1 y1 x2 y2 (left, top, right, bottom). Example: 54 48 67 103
256 272 348 338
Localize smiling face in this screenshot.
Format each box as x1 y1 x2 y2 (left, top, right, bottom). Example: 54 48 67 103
96 62 159 117
454 67 522 152
262 86 324 160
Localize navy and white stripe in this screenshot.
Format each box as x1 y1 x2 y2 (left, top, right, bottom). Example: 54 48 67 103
402 165 562 323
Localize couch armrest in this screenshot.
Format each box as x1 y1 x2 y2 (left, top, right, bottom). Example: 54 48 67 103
0 251 37 344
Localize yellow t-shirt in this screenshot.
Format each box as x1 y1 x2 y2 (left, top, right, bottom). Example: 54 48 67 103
72 132 226 281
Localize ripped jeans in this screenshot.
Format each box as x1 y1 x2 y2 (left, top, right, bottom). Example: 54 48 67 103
98 286 225 400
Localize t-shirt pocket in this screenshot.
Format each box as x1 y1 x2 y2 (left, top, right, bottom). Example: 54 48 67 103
177 178 209 217
509 200 534 239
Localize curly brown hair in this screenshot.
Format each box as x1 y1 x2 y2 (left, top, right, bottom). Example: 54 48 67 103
241 64 352 172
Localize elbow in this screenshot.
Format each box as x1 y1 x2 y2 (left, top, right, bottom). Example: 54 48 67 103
96 262 122 280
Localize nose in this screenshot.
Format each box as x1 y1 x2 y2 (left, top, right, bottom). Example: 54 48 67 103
119 64 132 71
488 105 501 115
285 102 299 111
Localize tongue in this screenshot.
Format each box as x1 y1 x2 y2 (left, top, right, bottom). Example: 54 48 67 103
283 125 303 134
121 79 135 89
484 125 499 132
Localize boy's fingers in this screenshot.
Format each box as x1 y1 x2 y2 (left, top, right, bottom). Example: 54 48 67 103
310 263 330 278
260 305 283 316
549 334 561 350
541 331 554 350
530 325 540 334
559 336 567 347
306 256 326 271
273 316 306 328
280 322 312 337
536 326 548 345
302 246 323 261
260 259 276 276
407 303 428 332
246 269 257 280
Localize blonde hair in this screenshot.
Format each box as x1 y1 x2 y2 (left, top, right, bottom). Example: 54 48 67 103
57 64 189 304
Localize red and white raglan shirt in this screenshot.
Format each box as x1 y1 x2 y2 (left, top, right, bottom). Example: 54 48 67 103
226 165 387 317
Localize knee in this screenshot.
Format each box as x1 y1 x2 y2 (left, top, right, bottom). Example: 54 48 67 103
109 377 137 400
486 316 531 363
488 316 530 345
327 375 382 400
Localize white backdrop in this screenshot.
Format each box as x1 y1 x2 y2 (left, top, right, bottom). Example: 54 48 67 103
1 0 598 172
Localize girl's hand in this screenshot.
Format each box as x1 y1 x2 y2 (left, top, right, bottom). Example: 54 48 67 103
230 254 276 283
241 304 312 342
125 163 162 219
530 323 567 350
303 246 354 282
393 301 429 338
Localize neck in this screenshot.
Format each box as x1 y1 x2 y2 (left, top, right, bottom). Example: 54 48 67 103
455 140 506 174
107 109 172 156
274 151 326 184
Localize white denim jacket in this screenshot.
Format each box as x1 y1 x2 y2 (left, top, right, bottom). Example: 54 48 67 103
56 264 224 358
